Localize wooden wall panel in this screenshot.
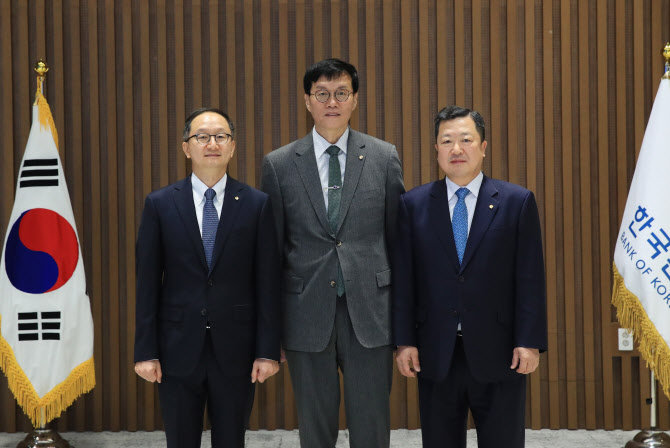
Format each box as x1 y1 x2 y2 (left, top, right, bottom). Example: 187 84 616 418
1 0 670 432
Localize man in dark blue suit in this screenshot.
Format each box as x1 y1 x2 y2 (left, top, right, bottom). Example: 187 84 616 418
134 108 281 448
393 106 547 448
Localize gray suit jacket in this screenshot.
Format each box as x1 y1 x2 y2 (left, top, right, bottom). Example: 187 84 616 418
261 130 405 352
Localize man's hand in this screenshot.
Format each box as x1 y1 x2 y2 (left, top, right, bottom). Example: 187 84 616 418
510 347 540 374
396 346 421 378
135 360 162 383
251 359 280 383
280 348 287 363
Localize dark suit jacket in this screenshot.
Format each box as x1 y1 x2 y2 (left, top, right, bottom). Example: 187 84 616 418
392 175 547 383
134 175 280 377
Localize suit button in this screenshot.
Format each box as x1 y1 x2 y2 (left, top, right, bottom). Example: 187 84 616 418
336 240 342 247
330 281 336 288
201 309 208 316
458 276 465 283
207 279 214 286
452 310 458 316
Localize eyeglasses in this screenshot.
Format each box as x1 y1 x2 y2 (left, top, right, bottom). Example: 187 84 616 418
310 89 352 103
186 133 233 145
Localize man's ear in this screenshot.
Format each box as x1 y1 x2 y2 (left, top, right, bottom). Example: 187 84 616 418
182 141 191 159
304 94 312 113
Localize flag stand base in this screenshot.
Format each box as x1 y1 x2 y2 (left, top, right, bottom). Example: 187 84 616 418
16 429 72 448
625 430 670 447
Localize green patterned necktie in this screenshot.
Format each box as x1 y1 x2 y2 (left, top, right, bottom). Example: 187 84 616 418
326 145 345 297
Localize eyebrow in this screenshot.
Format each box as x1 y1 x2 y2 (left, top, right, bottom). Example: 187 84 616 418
440 132 474 137
314 83 350 89
194 127 228 133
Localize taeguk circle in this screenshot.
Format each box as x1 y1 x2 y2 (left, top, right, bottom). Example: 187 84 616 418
4 208 79 294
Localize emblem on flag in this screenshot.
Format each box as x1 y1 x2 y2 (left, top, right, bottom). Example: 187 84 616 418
0 76 95 426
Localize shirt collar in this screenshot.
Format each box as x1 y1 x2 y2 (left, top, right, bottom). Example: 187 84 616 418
445 172 484 201
191 172 227 204
312 126 350 159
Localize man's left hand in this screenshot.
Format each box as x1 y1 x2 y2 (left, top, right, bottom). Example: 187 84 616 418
510 347 540 374
251 359 280 383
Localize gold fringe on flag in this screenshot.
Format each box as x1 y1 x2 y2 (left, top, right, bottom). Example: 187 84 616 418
34 89 59 150
0 314 95 427
612 263 670 398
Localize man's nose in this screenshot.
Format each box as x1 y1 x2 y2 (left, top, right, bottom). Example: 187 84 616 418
326 94 338 106
452 143 463 154
206 136 218 147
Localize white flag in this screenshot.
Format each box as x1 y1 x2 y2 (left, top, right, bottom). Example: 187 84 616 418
0 90 95 426
613 78 670 397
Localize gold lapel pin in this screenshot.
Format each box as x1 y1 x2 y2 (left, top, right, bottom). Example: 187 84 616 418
359 155 364 160
489 205 494 209
235 196 239 201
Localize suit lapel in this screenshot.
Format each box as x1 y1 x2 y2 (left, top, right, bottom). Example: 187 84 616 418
459 175 499 272
293 134 332 235
429 179 460 270
209 176 244 274
335 130 366 233
172 176 209 272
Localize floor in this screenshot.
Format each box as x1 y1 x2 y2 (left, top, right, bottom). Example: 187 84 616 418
0 428 649 447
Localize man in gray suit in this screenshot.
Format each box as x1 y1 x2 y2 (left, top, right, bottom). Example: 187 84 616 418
261 58 405 448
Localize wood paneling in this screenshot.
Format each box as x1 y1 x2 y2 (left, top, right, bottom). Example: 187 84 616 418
1 0 669 432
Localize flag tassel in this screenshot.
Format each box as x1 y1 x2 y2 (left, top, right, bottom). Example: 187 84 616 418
612 263 670 398
0 316 95 427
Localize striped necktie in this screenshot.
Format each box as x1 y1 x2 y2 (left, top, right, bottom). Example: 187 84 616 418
202 188 219 268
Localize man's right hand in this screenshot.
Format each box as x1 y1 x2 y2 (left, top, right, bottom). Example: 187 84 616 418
396 346 421 378
135 360 163 383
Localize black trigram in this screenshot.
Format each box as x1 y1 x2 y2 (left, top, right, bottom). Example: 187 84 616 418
17 311 61 341
19 159 59 188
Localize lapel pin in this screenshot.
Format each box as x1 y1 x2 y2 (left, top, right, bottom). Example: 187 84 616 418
489 205 494 209
235 196 239 201
359 155 364 160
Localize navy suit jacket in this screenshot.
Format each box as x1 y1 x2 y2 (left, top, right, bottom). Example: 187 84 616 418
134 175 281 377
392 175 547 383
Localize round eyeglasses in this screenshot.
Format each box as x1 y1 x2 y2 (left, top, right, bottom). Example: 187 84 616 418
186 133 233 145
310 89 352 103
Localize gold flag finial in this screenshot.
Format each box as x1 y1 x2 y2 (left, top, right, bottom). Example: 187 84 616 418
34 59 48 94
663 43 670 80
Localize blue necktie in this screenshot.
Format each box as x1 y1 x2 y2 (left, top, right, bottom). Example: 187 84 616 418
203 188 219 268
453 187 470 265
326 145 345 297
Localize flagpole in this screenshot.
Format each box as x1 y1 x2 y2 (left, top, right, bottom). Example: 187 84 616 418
14 57 73 448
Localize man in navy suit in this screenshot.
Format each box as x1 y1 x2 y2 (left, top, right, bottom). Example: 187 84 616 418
393 106 547 448
134 108 281 448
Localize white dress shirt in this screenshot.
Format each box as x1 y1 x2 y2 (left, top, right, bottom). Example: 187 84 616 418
191 173 227 236
445 171 484 235
313 126 349 209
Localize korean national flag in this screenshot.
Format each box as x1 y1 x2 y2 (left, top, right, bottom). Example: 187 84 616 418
0 90 95 426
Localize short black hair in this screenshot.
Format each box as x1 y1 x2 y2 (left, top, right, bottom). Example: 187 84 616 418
303 58 359 95
434 105 486 142
183 108 235 142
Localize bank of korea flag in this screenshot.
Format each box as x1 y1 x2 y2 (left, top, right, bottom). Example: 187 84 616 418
613 77 670 398
0 90 95 426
